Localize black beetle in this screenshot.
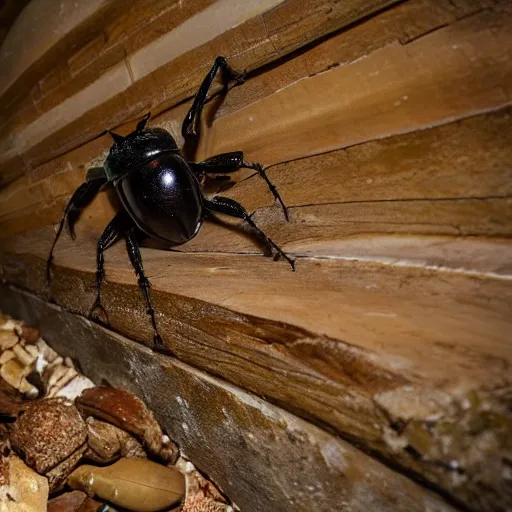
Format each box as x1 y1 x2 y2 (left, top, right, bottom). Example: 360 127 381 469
47 56 294 350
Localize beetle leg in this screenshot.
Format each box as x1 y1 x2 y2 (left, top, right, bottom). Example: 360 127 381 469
89 212 126 324
182 56 244 140
192 152 289 221
47 169 108 282
124 228 165 351
204 196 295 271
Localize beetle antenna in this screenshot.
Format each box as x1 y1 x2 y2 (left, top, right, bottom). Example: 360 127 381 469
108 130 125 144
136 112 151 132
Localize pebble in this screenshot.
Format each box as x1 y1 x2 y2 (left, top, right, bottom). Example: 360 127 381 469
0 455 49 512
0 313 231 511
68 458 185 512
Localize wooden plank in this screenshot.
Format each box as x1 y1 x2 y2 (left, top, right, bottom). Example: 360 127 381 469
0 0 111 97
2 0 504 184
0 286 460 512
1 108 510 275
0 238 510 510
0 0 400 182
217 108 512 210
197 5 512 164
3 234 510 382
215 0 496 119
0 0 31 47
0 0 127 125
16 0 216 121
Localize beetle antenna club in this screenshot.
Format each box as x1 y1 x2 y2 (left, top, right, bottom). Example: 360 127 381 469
47 56 294 352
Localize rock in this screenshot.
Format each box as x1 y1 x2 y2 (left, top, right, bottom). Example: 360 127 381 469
177 459 231 512
0 455 49 512
0 331 18 351
85 417 121 463
0 349 15 364
0 389 25 420
47 491 88 512
0 358 38 398
12 344 37 366
85 417 146 464
36 338 59 363
68 458 185 512
19 325 40 344
56 374 96 400
0 435 9 487
46 443 89 493
10 397 87 485
183 498 232 512
76 386 178 463
46 366 78 398
76 497 109 511
3 287 463 512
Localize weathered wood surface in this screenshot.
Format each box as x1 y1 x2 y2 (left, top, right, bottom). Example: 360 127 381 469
0 285 461 512
0 0 400 183
0 0 511 510
1 108 511 273
1 228 511 510
198 3 512 164
0 0 30 47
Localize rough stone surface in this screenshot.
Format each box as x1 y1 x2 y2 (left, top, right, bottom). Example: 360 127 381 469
10 397 87 474
0 287 458 512
76 386 170 459
47 491 87 512
1 455 49 512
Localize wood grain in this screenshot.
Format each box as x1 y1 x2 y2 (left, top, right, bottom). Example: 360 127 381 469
215 0 496 119
0 0 126 123
0 0 400 183
1 108 510 275
0 0 31 47
0 233 510 510
0 286 461 512
1 1 511 509
198 5 512 164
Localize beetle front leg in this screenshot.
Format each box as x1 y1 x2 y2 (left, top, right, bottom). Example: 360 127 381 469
124 228 166 351
47 167 108 282
204 196 295 271
182 56 244 140
191 152 289 220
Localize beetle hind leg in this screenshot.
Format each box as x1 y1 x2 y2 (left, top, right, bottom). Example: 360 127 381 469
124 228 166 352
191 152 289 220
204 195 295 271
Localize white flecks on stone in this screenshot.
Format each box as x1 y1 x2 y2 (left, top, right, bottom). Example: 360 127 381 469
0 320 17 331
319 439 347 471
55 374 95 400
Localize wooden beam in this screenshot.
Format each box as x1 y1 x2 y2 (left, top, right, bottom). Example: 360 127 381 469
197 5 512 164
215 0 496 119
0 231 510 510
0 285 463 512
0 0 401 182
1 108 510 275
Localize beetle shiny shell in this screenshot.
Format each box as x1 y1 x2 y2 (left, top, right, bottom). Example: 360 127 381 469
47 56 294 350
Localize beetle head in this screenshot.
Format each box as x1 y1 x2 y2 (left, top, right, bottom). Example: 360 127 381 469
104 112 179 182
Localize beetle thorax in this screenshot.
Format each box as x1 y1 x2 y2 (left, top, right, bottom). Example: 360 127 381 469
104 128 179 182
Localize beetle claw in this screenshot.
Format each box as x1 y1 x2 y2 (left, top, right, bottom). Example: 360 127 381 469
89 300 109 325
